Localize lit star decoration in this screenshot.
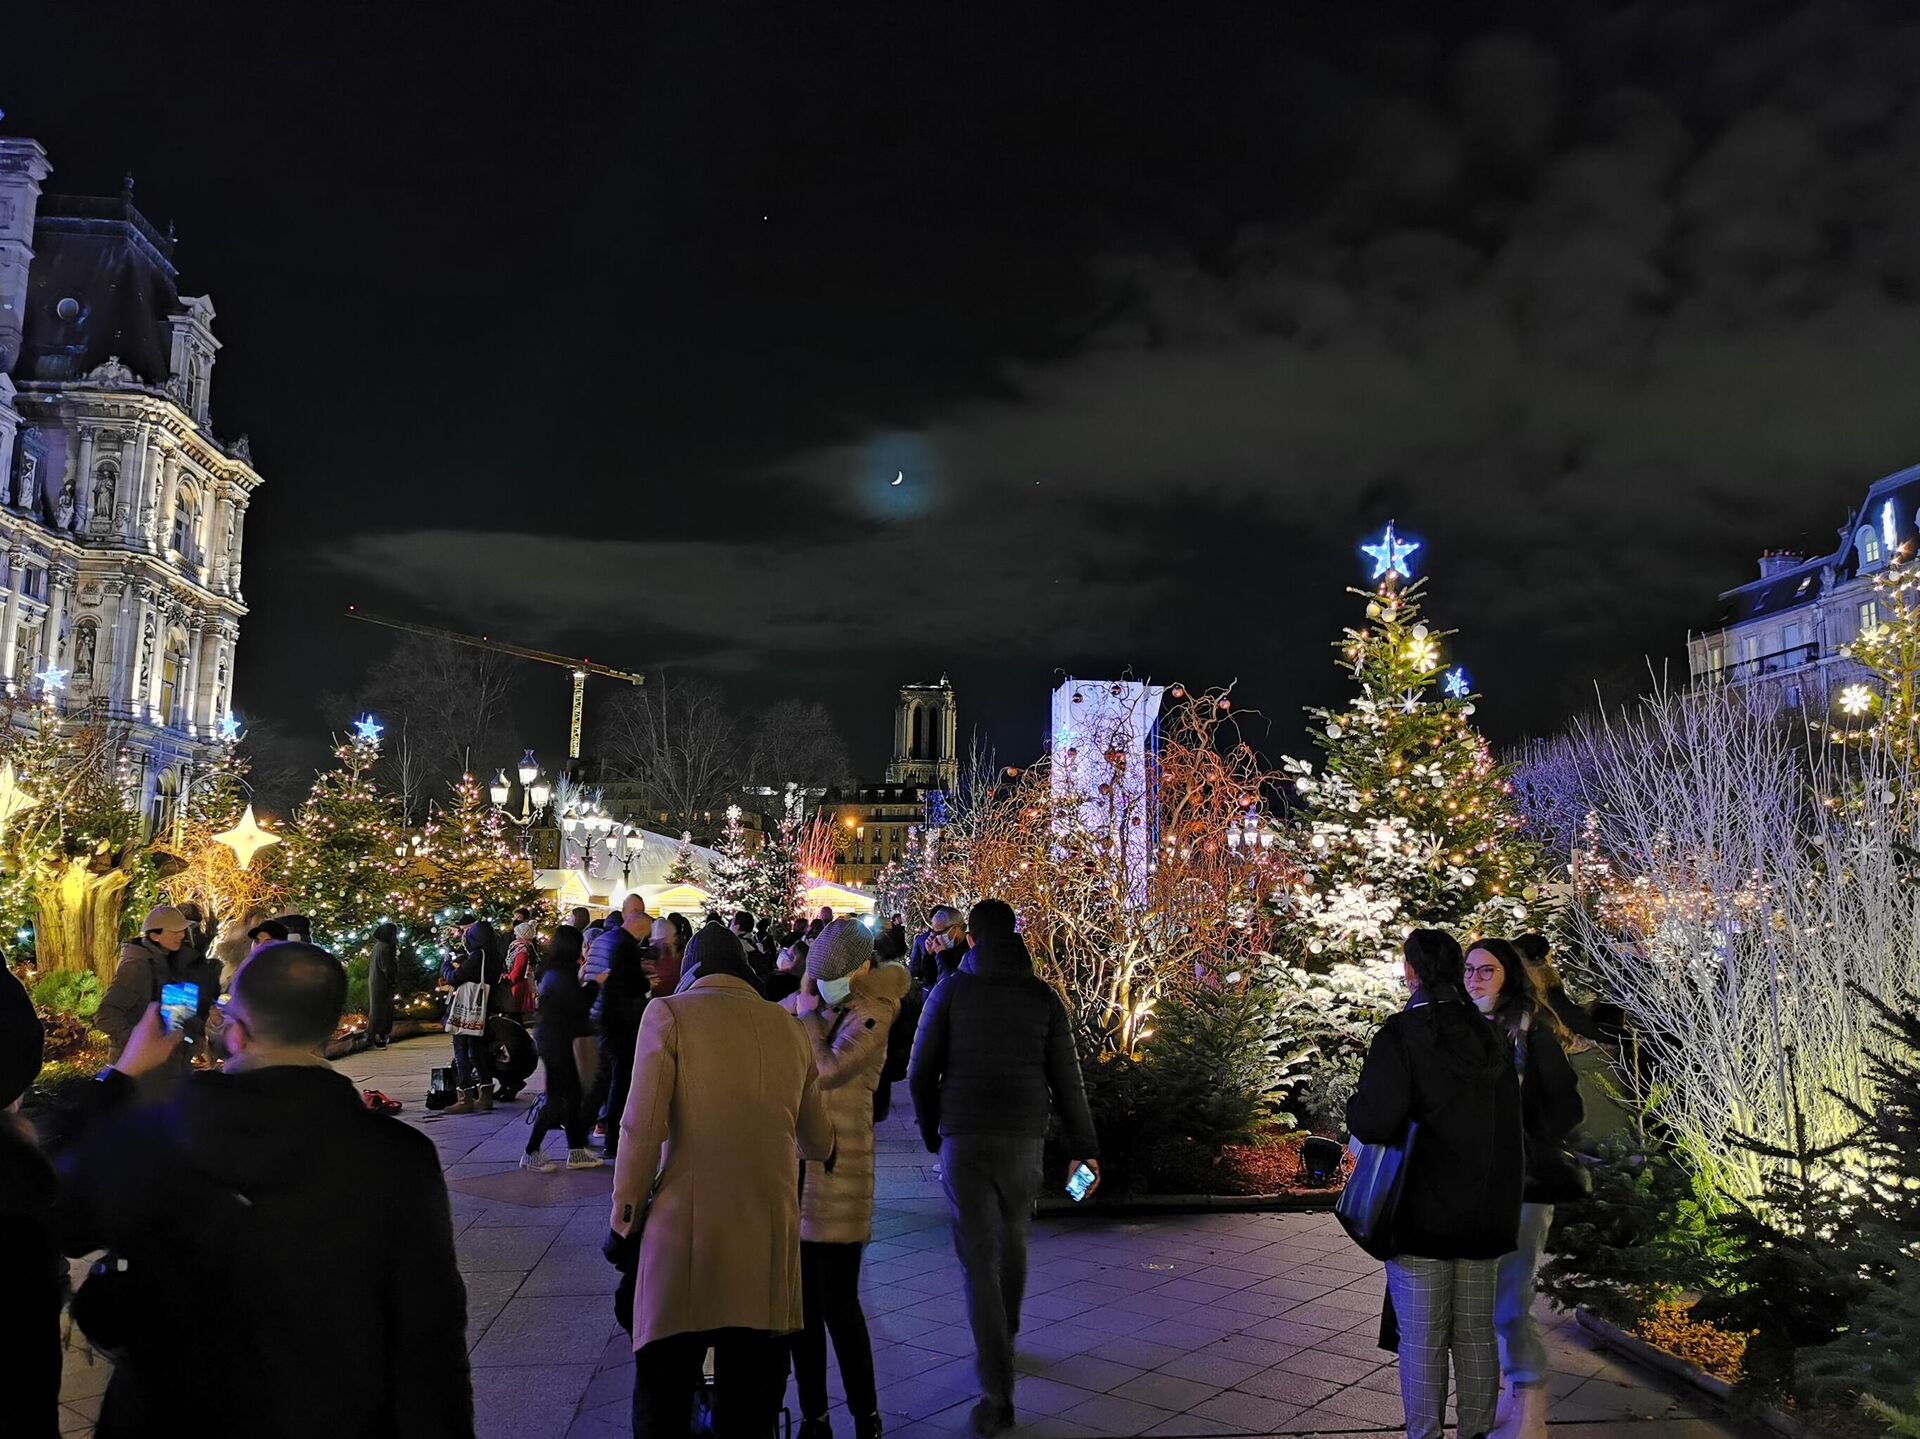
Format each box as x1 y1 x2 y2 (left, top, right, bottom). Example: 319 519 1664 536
0 759 37 839
1362 522 1420 582
1444 668 1470 698
218 713 242 742
1884 499 1899 553
212 803 281 870
35 666 66 693
352 714 384 744
1839 684 1876 717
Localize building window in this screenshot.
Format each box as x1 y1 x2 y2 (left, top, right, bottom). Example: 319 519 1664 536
1784 622 1802 654
1708 644 1724 676
1859 526 1885 569
160 635 188 726
172 499 192 557
1785 684 1803 708
1742 635 1760 667
1861 600 1881 634
19 566 43 601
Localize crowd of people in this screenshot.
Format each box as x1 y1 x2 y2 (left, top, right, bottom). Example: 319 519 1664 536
1 888 1618 1439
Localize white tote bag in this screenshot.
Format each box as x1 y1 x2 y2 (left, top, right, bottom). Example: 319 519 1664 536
446 981 489 1037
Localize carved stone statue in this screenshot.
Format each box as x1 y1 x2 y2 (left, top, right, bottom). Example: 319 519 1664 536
72 622 96 681
55 484 73 530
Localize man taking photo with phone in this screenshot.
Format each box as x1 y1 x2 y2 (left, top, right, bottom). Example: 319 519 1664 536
906 898 1099 1438
95 905 219 1088
60 942 474 1439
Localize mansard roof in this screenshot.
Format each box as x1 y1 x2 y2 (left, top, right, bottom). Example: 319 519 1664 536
18 191 181 387
1710 461 1920 628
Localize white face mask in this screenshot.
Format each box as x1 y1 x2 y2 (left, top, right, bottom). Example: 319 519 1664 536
816 974 855 1007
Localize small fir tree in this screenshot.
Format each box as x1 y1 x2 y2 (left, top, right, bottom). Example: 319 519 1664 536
282 725 415 951
705 804 756 916
664 830 702 886
420 771 537 925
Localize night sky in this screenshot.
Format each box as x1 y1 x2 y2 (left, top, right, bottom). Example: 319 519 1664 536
9 2 1920 778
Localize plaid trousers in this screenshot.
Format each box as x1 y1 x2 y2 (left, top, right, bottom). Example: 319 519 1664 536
1385 1255 1500 1439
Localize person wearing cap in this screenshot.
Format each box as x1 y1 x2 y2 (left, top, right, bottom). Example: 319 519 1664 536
608 920 834 1438
212 906 271 987
249 918 291 948
96 905 219 1081
907 899 1101 1438
0 961 59 1438
778 919 907 1439
59 943 474 1438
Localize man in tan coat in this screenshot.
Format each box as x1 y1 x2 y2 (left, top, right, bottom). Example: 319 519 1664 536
608 920 834 1438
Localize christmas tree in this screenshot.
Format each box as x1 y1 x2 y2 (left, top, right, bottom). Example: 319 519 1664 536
705 804 756 915
664 830 702 885
1282 524 1543 984
1838 549 1920 749
419 771 537 925
748 784 809 925
282 718 416 952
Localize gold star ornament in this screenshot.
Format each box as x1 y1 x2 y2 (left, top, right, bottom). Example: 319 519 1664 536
213 804 281 870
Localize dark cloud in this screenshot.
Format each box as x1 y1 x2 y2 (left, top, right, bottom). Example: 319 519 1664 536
19 1 1920 766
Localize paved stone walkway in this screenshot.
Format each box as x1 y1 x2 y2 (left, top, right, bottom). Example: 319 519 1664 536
58 1035 1749 1437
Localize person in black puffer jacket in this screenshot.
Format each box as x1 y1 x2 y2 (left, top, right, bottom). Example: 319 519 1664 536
1348 928 1523 1439
0 962 59 1439
524 926 600 1173
445 921 503 1114
906 899 1098 1438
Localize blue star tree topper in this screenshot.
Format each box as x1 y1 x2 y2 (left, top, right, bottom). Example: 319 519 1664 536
352 713 385 745
1362 522 1420 582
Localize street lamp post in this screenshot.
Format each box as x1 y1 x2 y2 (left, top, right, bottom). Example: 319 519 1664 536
490 749 553 854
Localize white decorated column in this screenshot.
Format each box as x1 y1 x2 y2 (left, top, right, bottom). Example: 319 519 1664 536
228 502 247 593
157 446 182 554
75 425 96 528
193 622 222 730
0 540 18 693
40 566 68 672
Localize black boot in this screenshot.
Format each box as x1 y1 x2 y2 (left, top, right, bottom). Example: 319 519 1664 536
854 1414 883 1439
797 1419 833 1439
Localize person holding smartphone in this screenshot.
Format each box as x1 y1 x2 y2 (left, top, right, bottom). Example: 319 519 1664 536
906 899 1100 1438
95 906 218 1088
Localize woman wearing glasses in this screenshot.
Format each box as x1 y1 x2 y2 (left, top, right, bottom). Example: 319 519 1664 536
1349 929 1523 1439
1463 938 1584 1439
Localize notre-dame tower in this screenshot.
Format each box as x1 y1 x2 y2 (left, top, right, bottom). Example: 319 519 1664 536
885 674 958 790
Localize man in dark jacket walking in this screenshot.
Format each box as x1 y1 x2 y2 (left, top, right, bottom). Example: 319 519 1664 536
587 895 652 1160
60 942 474 1439
907 899 1099 1438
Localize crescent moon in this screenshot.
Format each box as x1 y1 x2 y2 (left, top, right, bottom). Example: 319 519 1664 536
891 471 904 486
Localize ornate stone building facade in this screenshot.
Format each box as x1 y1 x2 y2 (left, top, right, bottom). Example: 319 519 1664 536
0 135 259 830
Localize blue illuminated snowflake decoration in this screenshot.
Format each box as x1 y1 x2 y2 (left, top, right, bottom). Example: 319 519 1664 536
1362 522 1420 581
352 713 385 744
1443 668 1470 698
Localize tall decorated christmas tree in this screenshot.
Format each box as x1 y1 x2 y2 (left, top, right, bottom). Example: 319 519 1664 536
1836 547 1920 750
420 771 538 925
748 783 809 925
282 717 415 951
1281 524 1543 1004
705 804 756 916
664 830 702 886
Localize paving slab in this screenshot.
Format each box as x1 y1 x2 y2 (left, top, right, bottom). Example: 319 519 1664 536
55 1032 1755 1437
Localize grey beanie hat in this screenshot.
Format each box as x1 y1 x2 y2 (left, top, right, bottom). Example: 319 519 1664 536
807 918 874 983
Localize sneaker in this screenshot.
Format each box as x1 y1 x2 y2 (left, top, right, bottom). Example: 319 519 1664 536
566 1148 604 1169
520 1151 558 1173
968 1400 1013 1437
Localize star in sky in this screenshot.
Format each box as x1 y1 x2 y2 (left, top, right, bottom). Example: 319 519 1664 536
353 713 385 744
1443 668 1470 698
1362 521 1419 581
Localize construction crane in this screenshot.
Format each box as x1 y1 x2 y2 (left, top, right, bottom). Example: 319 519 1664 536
344 606 643 762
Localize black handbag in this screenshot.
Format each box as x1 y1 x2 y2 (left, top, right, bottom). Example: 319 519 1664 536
1335 1121 1420 1259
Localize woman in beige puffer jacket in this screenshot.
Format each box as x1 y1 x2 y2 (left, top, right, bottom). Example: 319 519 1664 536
780 919 909 1439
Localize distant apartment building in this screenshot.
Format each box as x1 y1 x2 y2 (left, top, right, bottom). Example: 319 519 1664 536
1688 462 1920 709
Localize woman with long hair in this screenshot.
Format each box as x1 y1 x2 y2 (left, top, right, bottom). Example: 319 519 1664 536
1348 929 1524 1439
1464 938 1584 1439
